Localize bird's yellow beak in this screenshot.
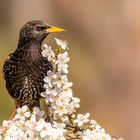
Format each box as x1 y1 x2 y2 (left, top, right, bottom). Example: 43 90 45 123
46 26 66 33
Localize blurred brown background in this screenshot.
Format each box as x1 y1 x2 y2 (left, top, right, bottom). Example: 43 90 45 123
0 0 140 139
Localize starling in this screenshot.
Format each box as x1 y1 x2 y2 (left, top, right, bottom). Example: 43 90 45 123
3 20 65 109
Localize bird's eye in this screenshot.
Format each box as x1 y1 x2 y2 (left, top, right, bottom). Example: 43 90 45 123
35 25 46 31
40 26 47 30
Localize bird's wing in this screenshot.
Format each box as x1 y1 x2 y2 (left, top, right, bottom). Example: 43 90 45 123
43 57 53 71
3 53 13 80
3 53 18 96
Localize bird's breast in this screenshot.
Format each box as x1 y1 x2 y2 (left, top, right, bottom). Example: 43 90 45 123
9 47 47 99
12 59 46 102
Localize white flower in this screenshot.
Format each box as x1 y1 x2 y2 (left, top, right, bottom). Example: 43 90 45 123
42 86 60 98
35 119 66 139
55 38 69 50
56 52 70 64
2 120 9 127
57 93 71 106
24 111 31 118
53 75 68 88
21 105 28 112
82 129 95 140
14 105 30 122
3 122 25 139
55 52 70 74
42 44 55 60
62 88 72 97
90 119 97 128
74 113 90 127
57 52 70 63
30 114 37 123
25 120 34 130
35 119 49 138
72 97 80 108
43 70 55 88
82 129 112 140
58 63 68 74
66 97 80 115
33 107 44 118
62 82 73 90
25 129 34 139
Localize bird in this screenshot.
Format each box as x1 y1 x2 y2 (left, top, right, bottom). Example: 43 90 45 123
3 20 65 110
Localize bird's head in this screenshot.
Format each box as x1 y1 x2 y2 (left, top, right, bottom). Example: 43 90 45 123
18 20 65 45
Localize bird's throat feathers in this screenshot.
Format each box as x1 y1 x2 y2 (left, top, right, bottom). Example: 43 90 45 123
16 42 43 65
28 44 42 63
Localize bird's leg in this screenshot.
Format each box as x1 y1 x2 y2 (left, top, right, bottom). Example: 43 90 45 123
9 107 16 120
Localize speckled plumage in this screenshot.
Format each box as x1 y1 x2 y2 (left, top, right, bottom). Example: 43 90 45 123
3 20 53 109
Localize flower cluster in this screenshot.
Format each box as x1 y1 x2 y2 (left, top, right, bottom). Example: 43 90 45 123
0 106 65 140
0 38 115 140
41 39 80 122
